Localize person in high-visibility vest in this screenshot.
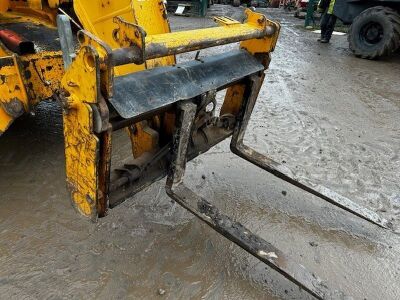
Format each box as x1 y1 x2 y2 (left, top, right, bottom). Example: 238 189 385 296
317 0 337 43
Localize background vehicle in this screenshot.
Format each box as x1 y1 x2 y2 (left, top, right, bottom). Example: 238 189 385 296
333 0 400 59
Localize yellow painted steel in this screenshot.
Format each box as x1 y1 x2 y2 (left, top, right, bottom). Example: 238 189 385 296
27 0 42 9
145 22 265 55
47 0 72 9
240 12 280 54
73 0 174 75
19 52 64 104
0 8 64 135
0 0 280 218
0 55 28 134
128 122 160 158
0 6 64 134
0 1 10 13
0 44 64 133
61 46 100 219
60 5 280 218
6 0 59 26
61 0 178 216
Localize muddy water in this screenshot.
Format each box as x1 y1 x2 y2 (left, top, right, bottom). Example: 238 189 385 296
1 6 400 300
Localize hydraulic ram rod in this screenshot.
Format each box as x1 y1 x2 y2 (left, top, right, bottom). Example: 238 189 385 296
112 21 277 66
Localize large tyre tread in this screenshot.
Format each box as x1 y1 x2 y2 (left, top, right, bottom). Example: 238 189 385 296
348 6 400 59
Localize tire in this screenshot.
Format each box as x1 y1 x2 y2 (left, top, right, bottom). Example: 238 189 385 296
348 6 400 59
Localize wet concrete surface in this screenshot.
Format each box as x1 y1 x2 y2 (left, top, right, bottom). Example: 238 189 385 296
1 5 400 300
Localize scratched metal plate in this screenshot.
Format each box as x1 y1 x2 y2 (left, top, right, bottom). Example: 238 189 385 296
110 50 264 119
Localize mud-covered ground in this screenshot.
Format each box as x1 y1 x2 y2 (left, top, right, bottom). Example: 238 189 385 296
0 6 399 300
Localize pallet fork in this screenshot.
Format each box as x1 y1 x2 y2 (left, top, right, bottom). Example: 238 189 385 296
54 4 390 299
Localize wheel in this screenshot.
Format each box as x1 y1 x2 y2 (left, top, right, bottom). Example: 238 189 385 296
348 6 400 59
232 0 241 7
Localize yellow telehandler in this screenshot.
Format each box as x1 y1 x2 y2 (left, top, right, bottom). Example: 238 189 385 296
0 1 391 298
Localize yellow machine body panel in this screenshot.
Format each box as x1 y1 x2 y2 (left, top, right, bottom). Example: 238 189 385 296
20 52 64 104
60 0 181 216
0 51 64 133
0 55 28 134
73 0 175 75
0 1 65 133
5 0 60 26
0 22 66 135
0 1 9 13
61 47 100 218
